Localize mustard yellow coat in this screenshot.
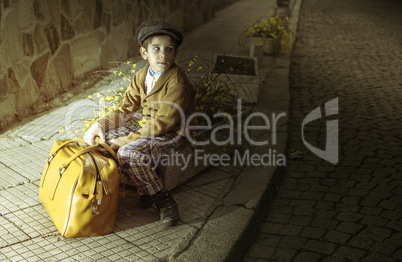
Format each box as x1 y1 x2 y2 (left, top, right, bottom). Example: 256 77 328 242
98 63 196 146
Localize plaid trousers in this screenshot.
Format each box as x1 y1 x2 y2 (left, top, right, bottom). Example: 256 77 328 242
106 124 183 196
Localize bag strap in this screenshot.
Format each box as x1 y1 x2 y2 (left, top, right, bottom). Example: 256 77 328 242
49 138 83 156
49 138 119 175
48 138 118 161
58 143 100 174
58 139 119 174
95 137 118 161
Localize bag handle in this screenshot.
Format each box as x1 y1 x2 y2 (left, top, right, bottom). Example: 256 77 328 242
48 138 117 161
58 138 118 175
94 137 118 161
48 138 83 158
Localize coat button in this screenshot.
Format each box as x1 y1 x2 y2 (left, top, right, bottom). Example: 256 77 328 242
143 99 147 103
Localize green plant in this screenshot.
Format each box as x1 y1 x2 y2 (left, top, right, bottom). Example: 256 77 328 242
58 61 139 138
240 14 294 54
59 56 255 149
187 56 254 120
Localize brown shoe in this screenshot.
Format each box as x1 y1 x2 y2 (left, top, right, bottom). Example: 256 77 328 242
153 190 179 227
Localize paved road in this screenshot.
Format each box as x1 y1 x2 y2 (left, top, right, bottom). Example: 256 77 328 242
243 0 402 261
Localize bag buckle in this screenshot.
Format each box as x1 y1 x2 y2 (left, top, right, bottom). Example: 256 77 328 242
96 181 103 205
59 166 66 175
91 204 99 215
47 155 54 163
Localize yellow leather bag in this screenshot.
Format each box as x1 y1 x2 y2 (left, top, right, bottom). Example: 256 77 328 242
38 138 120 238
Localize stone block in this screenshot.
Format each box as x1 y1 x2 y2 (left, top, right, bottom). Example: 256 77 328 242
11 60 31 88
18 0 35 30
33 24 48 54
71 33 101 78
94 0 102 29
305 240 336 255
127 37 138 58
45 0 60 24
44 23 60 54
60 15 75 40
112 0 125 27
30 52 50 89
0 74 8 102
3 7 23 64
52 43 72 90
22 33 34 56
6 67 20 95
323 230 350 244
110 23 130 61
336 222 364 234
0 94 16 128
333 246 367 261
16 77 39 113
42 64 62 100
33 0 46 21
245 243 274 259
104 13 111 35
100 38 115 69
73 10 92 34
61 0 81 21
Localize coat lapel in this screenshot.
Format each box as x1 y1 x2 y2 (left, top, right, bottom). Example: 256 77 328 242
147 63 177 96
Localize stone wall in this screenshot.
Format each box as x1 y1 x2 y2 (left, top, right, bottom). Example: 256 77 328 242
0 0 238 132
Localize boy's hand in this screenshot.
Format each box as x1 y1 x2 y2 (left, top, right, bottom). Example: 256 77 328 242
84 122 106 145
107 138 120 151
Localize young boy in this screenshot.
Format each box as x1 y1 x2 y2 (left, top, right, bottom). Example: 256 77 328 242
84 21 196 227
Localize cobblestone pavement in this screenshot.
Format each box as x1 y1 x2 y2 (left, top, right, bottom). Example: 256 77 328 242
243 0 402 261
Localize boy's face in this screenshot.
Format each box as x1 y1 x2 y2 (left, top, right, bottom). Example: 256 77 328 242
140 35 178 73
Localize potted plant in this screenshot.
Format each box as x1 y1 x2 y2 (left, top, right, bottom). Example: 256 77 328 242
240 14 293 55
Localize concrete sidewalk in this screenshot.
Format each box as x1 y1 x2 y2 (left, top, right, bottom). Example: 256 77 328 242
0 0 301 261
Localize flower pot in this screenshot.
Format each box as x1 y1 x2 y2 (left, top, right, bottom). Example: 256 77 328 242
275 6 290 17
248 37 264 57
248 36 281 56
212 54 260 103
263 37 281 55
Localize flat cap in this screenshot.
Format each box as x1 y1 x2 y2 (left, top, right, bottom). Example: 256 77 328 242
138 21 183 47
